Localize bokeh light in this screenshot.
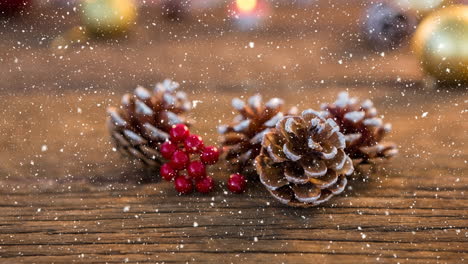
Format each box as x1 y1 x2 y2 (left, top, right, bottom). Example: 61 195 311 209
236 0 257 13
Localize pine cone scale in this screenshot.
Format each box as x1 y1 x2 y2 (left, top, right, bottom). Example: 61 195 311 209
324 149 346 170
257 155 288 189
107 107 129 127
249 128 272 145
263 113 284 127
308 170 339 189
328 131 346 150
291 184 321 203
283 142 302 161
284 163 310 184
142 123 170 142
329 175 347 194
320 144 338 160
301 158 328 177
268 187 295 204
360 142 398 159
263 133 287 163
122 130 147 145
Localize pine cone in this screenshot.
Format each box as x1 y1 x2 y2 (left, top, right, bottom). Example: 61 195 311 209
256 110 354 207
321 92 398 165
107 79 192 169
218 94 296 176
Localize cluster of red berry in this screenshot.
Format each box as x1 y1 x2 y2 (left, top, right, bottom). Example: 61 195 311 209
159 124 220 194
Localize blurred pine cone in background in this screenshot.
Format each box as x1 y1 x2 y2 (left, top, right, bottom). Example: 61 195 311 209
321 92 398 165
107 79 192 170
219 94 297 178
256 110 354 207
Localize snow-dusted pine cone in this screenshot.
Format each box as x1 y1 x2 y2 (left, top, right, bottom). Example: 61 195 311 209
107 79 191 169
256 110 354 207
321 92 398 165
218 94 296 177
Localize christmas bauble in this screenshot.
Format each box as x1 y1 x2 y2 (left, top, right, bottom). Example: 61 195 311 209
413 5 468 82
396 0 445 14
81 0 137 36
363 2 416 50
0 0 31 15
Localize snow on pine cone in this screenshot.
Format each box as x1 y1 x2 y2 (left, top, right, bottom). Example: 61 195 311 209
218 94 297 177
107 79 192 169
256 110 354 207
321 92 398 165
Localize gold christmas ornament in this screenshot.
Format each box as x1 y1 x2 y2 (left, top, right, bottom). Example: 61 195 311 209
396 0 445 14
413 5 468 83
81 0 137 36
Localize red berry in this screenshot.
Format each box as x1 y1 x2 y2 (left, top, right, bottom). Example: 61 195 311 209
227 173 247 193
160 141 177 160
160 163 177 181
196 176 214 193
174 175 193 194
171 150 189 170
200 146 220 165
170 124 189 142
187 160 206 179
184 134 204 153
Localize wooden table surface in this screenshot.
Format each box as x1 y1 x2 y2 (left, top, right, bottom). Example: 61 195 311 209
0 2 467 263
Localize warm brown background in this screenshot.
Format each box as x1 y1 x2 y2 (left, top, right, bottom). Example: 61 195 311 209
0 1 467 263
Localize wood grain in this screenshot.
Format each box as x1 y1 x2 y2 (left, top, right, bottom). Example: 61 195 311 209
0 2 467 263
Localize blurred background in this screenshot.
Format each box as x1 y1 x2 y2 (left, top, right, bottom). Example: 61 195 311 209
0 0 466 186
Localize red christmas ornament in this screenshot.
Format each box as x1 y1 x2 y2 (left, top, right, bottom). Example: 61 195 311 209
196 176 215 193
170 124 190 143
174 175 193 194
227 173 247 193
200 146 220 165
